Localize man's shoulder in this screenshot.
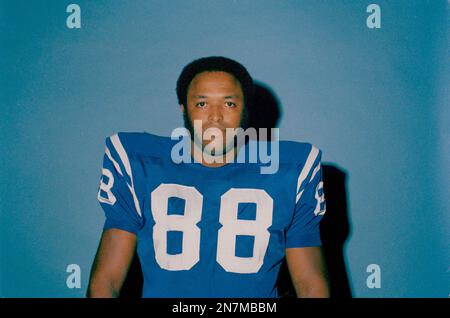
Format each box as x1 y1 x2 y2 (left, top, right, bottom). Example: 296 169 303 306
105 131 174 158
278 139 322 164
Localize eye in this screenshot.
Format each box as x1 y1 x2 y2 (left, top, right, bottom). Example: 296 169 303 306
225 102 236 108
196 102 206 108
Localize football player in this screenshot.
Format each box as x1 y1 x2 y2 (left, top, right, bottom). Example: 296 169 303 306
87 56 329 297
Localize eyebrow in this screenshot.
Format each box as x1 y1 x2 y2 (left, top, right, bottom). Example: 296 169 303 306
192 95 239 99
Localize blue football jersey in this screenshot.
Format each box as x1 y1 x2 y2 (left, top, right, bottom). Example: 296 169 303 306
97 132 326 298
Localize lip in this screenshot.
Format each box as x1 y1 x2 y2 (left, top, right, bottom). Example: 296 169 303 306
204 126 226 132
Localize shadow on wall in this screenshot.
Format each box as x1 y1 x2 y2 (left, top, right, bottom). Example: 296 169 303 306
248 81 281 140
119 82 352 298
320 164 352 298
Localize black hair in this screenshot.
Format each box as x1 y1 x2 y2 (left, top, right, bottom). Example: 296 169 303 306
176 56 254 129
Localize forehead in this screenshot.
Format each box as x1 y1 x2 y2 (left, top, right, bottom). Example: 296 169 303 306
188 71 243 94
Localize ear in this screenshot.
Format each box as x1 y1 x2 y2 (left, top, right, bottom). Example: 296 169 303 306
180 104 185 113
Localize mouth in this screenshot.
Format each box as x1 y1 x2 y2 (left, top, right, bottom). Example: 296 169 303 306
202 126 227 136
204 124 226 130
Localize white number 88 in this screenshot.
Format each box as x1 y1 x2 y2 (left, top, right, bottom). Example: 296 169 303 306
151 184 273 274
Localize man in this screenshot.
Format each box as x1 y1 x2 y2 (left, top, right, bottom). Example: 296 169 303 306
87 56 329 297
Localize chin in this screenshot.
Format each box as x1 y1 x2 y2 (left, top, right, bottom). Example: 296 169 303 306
203 142 225 156
209 141 236 156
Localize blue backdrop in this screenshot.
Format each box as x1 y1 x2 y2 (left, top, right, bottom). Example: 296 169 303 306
1 0 449 297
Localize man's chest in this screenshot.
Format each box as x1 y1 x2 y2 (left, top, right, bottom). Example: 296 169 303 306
132 159 298 273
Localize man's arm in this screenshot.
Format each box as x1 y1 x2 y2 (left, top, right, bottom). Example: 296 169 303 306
285 246 330 298
87 228 137 298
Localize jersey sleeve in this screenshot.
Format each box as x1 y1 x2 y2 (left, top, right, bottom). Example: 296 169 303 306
286 145 326 248
96 134 144 235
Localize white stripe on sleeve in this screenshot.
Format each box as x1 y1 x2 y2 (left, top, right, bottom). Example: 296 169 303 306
295 145 319 204
310 162 321 182
105 147 124 177
110 134 142 217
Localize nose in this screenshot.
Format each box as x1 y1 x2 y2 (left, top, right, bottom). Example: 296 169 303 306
208 104 223 123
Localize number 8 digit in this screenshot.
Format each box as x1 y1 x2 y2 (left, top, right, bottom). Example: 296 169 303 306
151 183 203 271
217 188 273 274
